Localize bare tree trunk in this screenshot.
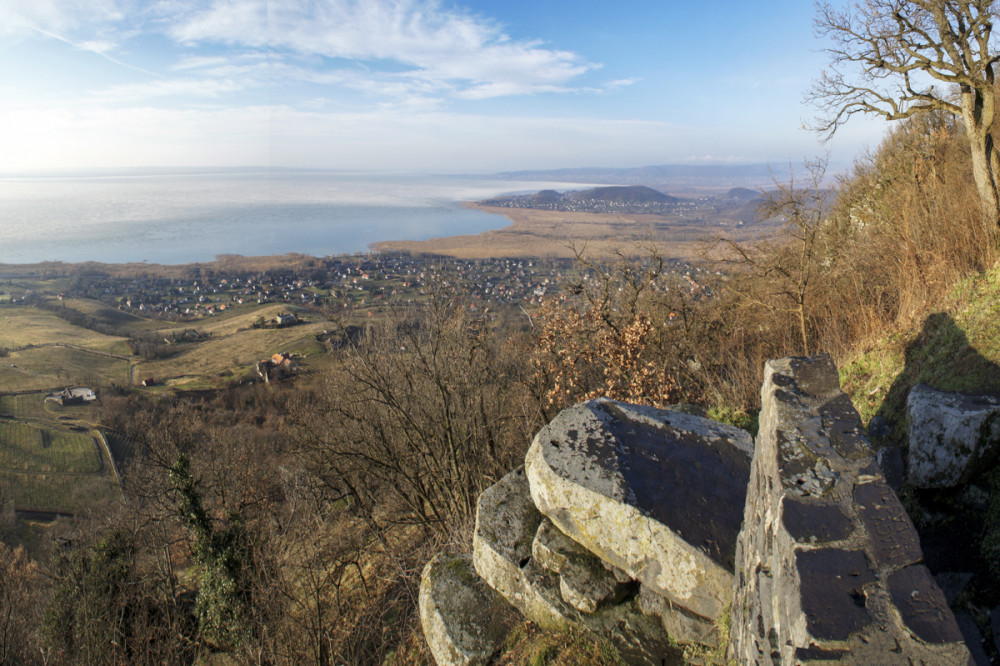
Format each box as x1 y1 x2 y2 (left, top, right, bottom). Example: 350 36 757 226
961 89 1000 239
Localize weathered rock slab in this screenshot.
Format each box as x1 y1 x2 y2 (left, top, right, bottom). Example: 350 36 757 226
525 398 753 621
419 554 516 666
907 384 1000 488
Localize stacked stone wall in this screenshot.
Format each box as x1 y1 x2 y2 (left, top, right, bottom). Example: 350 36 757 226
729 355 969 664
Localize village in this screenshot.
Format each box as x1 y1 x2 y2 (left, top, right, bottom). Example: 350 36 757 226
45 252 714 322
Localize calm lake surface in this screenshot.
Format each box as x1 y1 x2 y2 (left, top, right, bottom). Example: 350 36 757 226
0 169 582 265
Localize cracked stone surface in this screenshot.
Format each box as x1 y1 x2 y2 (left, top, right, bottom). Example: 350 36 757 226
729 354 971 665
525 398 753 621
907 383 1000 488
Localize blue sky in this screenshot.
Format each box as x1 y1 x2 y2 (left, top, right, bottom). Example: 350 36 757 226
0 0 890 173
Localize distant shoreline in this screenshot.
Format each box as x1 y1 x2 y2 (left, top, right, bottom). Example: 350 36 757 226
370 203 740 260
0 202 760 276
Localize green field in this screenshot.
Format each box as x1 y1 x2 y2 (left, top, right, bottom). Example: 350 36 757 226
0 422 100 473
0 393 97 421
0 305 129 352
0 470 118 514
0 421 118 513
0 346 131 393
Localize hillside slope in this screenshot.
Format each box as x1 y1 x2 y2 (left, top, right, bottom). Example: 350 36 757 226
840 262 1000 431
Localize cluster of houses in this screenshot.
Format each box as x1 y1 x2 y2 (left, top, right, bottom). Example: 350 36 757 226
58 252 718 322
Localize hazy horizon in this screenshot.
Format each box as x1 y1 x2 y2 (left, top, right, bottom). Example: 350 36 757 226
1 1 888 174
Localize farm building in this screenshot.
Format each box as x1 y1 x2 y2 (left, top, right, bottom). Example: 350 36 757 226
257 353 297 383
274 312 296 326
47 387 97 406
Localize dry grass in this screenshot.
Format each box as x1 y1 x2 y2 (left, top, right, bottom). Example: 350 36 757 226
372 206 771 260
133 322 328 389
161 303 302 338
0 346 131 393
0 305 128 352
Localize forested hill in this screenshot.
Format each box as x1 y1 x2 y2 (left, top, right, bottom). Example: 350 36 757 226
479 184 682 213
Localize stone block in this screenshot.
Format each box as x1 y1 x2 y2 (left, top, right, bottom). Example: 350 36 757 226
532 519 632 613
419 554 515 666
954 611 990 666
934 571 973 607
525 398 752 621
887 564 964 644
907 384 1000 488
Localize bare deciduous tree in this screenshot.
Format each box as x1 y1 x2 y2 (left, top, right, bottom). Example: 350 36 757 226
720 158 833 355
808 0 1000 235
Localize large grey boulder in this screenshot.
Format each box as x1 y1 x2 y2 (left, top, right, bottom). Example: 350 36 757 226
524 398 753 621
419 553 515 666
907 384 1000 488
472 467 680 664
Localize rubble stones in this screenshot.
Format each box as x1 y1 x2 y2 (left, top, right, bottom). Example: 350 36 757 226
532 519 632 613
907 384 1000 488
876 444 905 493
525 398 753 621
419 554 515 666
636 585 718 647
471 467 678 664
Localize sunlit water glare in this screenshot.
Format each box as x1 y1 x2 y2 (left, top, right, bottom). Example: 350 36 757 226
0 169 584 264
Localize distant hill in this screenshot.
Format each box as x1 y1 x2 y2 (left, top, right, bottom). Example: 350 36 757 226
478 185 683 213
488 163 789 195
725 187 762 202
566 185 680 204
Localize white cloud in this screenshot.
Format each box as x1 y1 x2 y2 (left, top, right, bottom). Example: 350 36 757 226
170 0 596 100
0 0 125 39
3 0 613 111
94 77 248 101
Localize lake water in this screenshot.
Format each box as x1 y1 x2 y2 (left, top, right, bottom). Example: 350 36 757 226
0 169 584 265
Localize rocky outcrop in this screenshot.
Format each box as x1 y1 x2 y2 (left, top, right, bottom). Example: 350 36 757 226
907 383 1000 488
471 466 679 664
730 355 970 664
422 356 979 666
525 399 753 622
419 554 516 666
